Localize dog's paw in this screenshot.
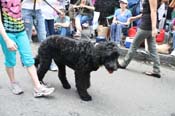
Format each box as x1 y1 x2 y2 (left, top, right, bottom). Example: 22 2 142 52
77 89 92 101
80 94 92 101
63 83 71 89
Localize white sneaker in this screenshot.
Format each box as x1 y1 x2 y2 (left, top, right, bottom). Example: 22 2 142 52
170 50 175 56
10 82 24 95
34 85 55 98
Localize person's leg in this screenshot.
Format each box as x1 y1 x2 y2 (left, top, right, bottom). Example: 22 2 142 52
115 24 122 45
120 28 149 68
45 19 50 37
34 10 47 42
66 28 71 37
172 31 175 49
15 31 40 87
110 23 117 42
80 15 91 25
21 9 34 41
60 27 67 36
0 34 16 82
47 19 55 36
16 31 55 97
0 33 23 94
171 32 175 55
146 34 161 75
46 19 57 71
74 15 82 36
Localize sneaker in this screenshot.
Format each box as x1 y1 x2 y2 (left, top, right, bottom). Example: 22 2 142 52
144 71 161 78
170 50 175 56
34 85 55 98
118 60 127 69
10 82 24 95
117 43 121 47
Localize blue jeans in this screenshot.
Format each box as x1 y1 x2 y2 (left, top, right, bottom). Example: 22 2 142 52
76 15 92 25
45 19 55 37
55 27 71 37
110 23 126 44
22 9 46 42
0 31 34 67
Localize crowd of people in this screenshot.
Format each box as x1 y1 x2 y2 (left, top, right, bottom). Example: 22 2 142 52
0 0 175 97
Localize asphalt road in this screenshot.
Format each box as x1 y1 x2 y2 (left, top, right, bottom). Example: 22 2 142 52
0 43 175 116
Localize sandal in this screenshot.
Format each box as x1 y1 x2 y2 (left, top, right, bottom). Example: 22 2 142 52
144 71 161 78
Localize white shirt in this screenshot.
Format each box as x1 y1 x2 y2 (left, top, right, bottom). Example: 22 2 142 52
158 3 166 21
41 0 58 19
22 0 43 10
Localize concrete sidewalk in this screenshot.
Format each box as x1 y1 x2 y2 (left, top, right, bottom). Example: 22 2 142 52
118 46 175 68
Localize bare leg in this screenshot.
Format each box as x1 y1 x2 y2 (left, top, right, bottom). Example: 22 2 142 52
75 16 82 34
6 67 15 83
26 65 41 89
6 67 23 95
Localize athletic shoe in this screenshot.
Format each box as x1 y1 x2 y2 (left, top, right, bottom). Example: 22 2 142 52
10 82 24 95
34 85 55 98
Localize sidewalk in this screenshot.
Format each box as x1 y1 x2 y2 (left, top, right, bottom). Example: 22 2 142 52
118 46 175 68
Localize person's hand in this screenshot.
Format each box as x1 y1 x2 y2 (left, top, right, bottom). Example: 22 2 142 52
152 28 158 38
113 20 118 24
5 38 17 51
59 11 64 16
73 5 80 9
79 4 86 8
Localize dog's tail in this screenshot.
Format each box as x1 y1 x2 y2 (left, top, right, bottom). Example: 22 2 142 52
34 55 40 68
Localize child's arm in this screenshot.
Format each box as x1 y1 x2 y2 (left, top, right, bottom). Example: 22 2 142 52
0 12 17 51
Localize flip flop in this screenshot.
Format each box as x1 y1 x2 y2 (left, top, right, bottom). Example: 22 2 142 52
144 71 161 78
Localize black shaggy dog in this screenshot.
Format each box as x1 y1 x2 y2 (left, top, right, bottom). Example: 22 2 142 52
35 35 120 101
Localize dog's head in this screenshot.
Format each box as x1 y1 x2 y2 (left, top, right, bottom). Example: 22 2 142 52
94 42 120 74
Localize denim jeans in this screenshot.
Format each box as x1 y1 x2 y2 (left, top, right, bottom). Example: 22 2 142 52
45 19 55 37
76 15 92 25
22 9 46 42
123 28 160 74
55 27 71 37
110 23 127 44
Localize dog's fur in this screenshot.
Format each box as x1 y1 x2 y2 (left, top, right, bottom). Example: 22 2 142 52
35 35 120 101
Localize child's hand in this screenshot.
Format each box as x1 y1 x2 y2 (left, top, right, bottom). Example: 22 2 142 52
5 38 17 51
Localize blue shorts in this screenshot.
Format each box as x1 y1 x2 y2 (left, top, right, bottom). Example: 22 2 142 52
0 31 34 67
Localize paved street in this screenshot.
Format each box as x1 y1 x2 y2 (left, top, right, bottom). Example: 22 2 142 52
0 43 175 116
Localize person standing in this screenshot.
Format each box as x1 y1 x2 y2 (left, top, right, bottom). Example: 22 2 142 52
119 0 161 78
22 0 46 42
0 0 55 97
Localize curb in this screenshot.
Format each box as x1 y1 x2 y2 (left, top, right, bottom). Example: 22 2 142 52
119 47 175 68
